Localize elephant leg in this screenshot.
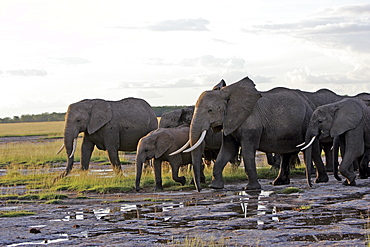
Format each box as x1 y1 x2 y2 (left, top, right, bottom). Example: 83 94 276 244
322 143 334 172
241 147 261 190
312 141 329 183
340 133 363 185
153 159 163 190
107 149 122 174
359 149 370 179
210 135 239 189
273 153 295 186
81 139 94 170
170 164 186 186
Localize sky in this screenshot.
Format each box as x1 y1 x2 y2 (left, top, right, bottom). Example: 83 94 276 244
0 0 369 118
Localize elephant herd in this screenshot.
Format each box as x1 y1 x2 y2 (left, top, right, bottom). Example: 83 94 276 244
57 77 370 192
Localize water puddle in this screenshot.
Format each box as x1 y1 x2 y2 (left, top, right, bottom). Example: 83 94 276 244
6 188 368 246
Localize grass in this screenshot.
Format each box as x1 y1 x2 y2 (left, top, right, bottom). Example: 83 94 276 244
0 121 308 196
0 210 36 217
0 121 64 137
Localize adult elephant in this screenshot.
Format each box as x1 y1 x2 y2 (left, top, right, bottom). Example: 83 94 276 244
302 98 370 185
160 105 232 167
159 106 194 128
57 98 158 178
185 77 329 191
135 125 192 191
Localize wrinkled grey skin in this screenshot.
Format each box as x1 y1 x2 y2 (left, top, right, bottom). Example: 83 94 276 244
135 125 192 191
60 98 158 178
159 105 230 165
189 77 331 191
159 106 194 128
304 98 370 186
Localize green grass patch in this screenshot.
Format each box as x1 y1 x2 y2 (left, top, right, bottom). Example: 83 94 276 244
0 210 36 217
280 187 303 194
44 199 63 204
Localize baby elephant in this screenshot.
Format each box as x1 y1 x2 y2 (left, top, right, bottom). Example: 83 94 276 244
304 98 370 185
135 125 192 191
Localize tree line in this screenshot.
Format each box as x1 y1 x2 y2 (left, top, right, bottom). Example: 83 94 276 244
0 106 190 123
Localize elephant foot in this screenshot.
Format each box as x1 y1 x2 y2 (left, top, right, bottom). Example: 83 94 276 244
272 177 290 186
209 179 224 189
314 174 329 183
177 176 186 186
343 179 356 186
154 186 164 191
359 174 368 179
244 182 262 191
334 174 342 181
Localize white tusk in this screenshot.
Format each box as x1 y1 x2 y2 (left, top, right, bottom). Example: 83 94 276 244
169 140 190 156
183 130 207 153
56 144 65 155
69 138 77 158
300 136 316 151
296 142 306 148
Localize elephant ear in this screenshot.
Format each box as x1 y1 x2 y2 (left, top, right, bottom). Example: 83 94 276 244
87 100 113 134
154 131 174 158
330 99 363 137
212 79 227 90
221 77 262 136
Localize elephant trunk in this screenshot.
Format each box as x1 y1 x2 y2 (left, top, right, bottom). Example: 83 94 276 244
135 155 146 191
301 125 319 187
188 113 209 192
63 127 79 176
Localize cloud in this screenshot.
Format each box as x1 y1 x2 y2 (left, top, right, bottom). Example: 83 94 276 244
2 69 47 77
51 57 91 65
245 4 370 53
111 18 210 31
180 55 246 69
284 68 360 85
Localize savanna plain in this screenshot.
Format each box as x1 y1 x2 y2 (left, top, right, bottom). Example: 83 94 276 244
0 121 370 246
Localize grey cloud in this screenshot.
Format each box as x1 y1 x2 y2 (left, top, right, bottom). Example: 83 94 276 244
285 68 362 85
246 4 370 53
322 4 370 15
51 57 91 65
4 69 47 77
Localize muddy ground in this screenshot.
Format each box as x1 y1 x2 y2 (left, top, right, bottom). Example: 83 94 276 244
0 137 370 246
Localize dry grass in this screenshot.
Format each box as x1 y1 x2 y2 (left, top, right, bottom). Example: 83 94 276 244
0 121 64 137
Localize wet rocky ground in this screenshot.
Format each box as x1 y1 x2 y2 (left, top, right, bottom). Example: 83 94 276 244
1 173 370 246
0 136 369 246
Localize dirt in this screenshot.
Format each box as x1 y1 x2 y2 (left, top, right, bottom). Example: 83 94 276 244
0 137 370 246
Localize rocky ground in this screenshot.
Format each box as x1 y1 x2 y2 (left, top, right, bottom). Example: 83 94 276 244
1 173 370 247
0 136 369 246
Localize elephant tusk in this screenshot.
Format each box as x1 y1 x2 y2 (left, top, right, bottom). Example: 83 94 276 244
69 138 77 158
56 144 65 155
296 142 306 148
300 136 316 151
169 140 190 156
183 130 207 153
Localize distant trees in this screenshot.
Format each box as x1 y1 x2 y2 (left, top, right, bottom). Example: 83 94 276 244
0 106 192 123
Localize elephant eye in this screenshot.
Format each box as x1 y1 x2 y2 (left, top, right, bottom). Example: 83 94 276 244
208 109 213 113
144 149 148 152
76 119 81 123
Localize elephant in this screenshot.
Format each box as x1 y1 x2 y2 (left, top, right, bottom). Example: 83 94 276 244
57 97 158 178
302 98 370 186
135 125 192 191
183 77 332 191
159 106 194 128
